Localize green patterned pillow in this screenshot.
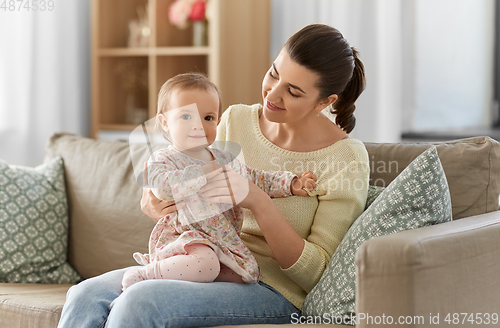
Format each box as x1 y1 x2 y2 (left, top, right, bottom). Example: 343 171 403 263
0 157 80 283
302 146 452 324
365 185 385 209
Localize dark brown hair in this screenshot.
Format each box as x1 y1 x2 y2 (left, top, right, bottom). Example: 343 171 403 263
285 24 366 133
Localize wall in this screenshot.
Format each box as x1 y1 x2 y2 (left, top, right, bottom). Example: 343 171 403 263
408 0 495 132
270 0 496 142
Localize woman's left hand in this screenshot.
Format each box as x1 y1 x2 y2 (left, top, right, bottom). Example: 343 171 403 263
199 166 263 210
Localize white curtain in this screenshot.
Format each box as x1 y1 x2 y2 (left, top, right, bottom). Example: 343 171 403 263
271 0 495 142
271 0 404 143
408 0 494 132
0 0 90 167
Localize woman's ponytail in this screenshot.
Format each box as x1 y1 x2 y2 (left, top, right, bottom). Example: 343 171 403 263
285 24 366 134
333 48 366 134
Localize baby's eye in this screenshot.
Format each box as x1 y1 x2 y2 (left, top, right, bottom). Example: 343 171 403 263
204 116 214 121
181 114 191 120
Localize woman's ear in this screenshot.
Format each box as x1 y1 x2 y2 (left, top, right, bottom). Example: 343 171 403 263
322 94 338 107
157 114 168 132
315 94 338 114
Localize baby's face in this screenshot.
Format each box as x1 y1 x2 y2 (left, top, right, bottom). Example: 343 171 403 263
163 89 220 152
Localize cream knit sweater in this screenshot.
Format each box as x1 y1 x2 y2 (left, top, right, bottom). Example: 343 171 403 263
215 104 369 309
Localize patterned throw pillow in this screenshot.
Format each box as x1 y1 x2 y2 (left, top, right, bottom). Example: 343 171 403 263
302 146 452 324
0 157 80 283
365 185 385 210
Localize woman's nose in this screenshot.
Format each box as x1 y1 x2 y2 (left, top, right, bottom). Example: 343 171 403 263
266 82 282 103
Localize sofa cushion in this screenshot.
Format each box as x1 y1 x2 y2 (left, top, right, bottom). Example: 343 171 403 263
364 136 500 220
0 282 70 328
365 185 384 210
0 157 80 284
45 133 156 279
302 146 453 324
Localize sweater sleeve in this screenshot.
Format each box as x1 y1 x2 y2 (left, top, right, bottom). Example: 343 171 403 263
147 154 206 202
216 107 296 197
281 159 369 292
228 157 296 198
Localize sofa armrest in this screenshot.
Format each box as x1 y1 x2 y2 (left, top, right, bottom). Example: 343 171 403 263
355 211 500 327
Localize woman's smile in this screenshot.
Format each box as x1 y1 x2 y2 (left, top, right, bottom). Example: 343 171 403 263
266 100 286 111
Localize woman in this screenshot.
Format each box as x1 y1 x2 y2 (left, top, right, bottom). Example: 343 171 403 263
58 24 369 328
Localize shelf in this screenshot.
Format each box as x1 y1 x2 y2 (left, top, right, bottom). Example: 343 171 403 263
98 56 149 126
92 0 271 139
99 48 150 56
156 0 194 47
98 47 210 57
156 55 208 88
153 47 210 56
97 0 150 48
100 124 140 131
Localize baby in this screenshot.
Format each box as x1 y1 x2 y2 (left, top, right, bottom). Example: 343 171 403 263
122 73 316 290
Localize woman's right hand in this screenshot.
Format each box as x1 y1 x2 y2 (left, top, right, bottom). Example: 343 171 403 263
140 189 184 222
200 166 265 211
140 162 185 222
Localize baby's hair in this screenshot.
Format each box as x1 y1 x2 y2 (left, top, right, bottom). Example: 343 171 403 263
156 72 222 138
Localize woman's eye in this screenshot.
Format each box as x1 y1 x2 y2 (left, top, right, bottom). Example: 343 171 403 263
181 114 191 120
288 89 300 98
269 71 278 80
268 70 298 97
204 116 214 121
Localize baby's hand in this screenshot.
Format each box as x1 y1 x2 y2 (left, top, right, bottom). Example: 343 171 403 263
291 171 317 196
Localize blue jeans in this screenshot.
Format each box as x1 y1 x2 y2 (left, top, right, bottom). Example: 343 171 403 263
57 267 300 328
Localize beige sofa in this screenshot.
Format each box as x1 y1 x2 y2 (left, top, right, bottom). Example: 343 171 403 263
1 133 500 328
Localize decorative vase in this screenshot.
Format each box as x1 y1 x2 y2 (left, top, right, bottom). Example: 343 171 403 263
127 5 150 48
128 19 150 47
192 20 207 47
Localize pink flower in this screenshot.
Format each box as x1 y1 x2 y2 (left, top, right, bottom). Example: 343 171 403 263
189 0 206 21
168 0 192 29
168 0 207 29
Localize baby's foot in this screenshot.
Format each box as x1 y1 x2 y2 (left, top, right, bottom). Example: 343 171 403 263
122 267 147 291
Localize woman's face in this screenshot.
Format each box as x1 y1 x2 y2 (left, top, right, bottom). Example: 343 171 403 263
262 49 332 124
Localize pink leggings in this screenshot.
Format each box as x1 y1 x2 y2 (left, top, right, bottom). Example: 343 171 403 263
122 244 243 290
